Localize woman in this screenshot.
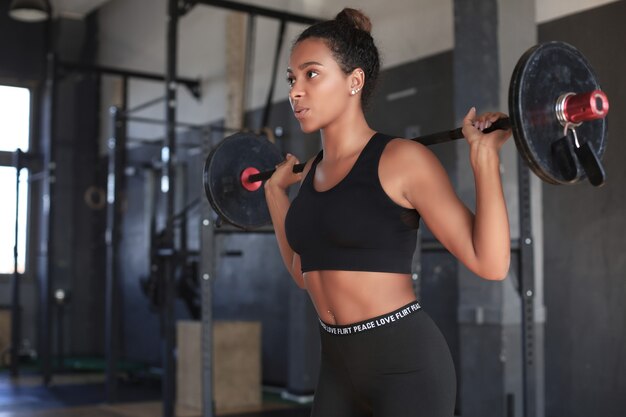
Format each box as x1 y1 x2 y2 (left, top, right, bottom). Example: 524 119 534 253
264 8 511 417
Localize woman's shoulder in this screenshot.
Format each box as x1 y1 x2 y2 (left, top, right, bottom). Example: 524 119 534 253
380 136 447 183
382 136 434 163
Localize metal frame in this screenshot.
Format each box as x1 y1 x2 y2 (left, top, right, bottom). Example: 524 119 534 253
161 2 179 415
8 149 42 378
24 0 316 408
102 73 205 403
192 0 320 25
199 190 216 417
518 158 539 417
29 15 201 391
102 103 209 405
57 61 201 98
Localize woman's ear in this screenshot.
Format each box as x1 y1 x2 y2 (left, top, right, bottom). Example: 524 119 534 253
349 68 365 96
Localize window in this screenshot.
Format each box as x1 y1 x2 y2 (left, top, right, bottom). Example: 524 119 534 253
0 85 30 274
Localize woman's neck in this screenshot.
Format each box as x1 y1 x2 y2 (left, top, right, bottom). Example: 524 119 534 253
320 110 375 160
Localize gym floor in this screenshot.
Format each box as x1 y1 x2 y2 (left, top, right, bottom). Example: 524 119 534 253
0 371 311 417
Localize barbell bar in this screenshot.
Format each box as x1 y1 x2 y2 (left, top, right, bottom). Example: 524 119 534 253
244 85 608 185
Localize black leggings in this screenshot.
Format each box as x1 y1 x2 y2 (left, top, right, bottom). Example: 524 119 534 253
311 302 456 417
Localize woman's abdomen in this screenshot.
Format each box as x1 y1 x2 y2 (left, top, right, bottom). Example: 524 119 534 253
304 270 417 325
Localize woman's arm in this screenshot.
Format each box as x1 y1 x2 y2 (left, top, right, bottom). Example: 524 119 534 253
399 108 511 280
264 153 308 288
464 108 511 279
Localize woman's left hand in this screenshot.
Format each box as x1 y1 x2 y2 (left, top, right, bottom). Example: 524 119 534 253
462 107 512 151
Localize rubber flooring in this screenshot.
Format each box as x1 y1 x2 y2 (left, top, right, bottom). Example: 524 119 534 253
0 373 311 417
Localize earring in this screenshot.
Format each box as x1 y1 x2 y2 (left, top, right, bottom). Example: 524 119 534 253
351 87 361 95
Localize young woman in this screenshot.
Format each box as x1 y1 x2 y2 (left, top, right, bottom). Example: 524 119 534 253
264 8 511 417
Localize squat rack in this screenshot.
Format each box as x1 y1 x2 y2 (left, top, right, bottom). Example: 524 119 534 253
33 15 201 389
160 2 319 417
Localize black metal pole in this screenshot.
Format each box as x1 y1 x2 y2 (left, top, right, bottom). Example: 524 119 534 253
57 61 201 99
244 14 256 115
162 1 179 416
197 0 320 25
56 300 63 370
200 166 216 417
39 49 56 387
126 95 167 115
122 115 205 130
518 158 537 417
261 19 286 128
104 107 117 402
10 152 22 377
179 164 188 262
105 105 126 402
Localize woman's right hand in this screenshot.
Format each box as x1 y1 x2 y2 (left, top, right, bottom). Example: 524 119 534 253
265 153 303 190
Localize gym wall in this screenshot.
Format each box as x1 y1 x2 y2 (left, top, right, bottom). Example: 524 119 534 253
538 1 626 416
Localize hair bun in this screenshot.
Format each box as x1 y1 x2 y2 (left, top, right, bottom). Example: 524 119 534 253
335 8 372 33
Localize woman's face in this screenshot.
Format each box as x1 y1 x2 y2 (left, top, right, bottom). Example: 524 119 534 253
287 38 353 133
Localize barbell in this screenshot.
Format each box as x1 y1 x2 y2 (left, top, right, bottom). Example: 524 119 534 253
203 41 610 230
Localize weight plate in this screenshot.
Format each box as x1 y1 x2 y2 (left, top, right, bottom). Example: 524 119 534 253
204 132 283 229
509 41 608 184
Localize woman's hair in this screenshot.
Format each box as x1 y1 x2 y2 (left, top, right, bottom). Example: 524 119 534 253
294 8 380 107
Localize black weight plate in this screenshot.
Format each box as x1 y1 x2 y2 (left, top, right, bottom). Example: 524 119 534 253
204 132 282 229
509 41 608 184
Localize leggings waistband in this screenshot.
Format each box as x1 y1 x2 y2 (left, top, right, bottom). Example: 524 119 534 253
319 301 421 335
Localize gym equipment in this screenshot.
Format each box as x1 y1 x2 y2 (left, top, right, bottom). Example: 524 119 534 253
203 41 610 229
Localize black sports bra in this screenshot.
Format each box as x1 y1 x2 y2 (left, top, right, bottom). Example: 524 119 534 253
285 133 420 273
